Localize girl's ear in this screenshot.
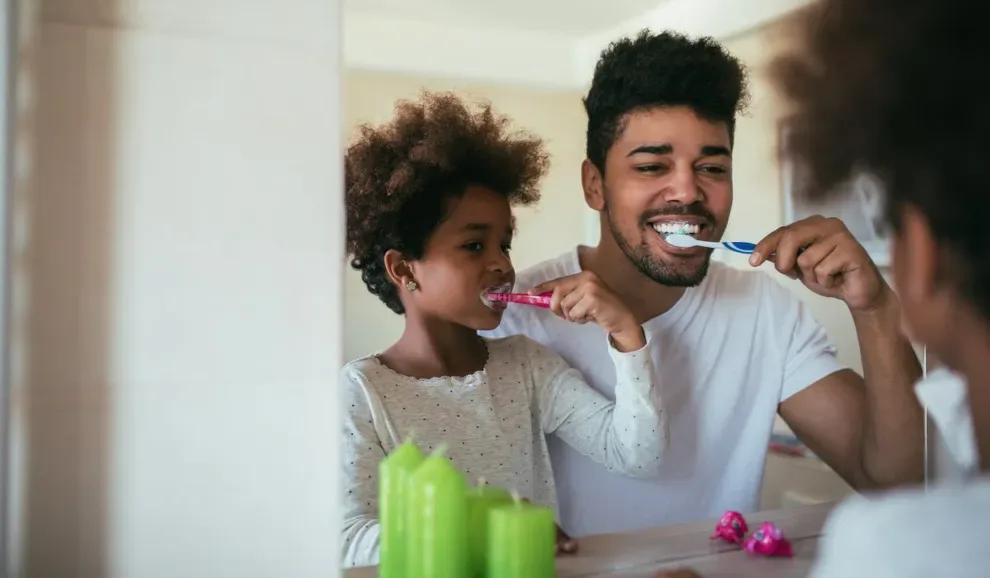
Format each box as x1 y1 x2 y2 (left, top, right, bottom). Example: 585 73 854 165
384 249 416 290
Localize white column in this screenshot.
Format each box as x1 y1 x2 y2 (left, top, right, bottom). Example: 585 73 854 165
20 0 343 576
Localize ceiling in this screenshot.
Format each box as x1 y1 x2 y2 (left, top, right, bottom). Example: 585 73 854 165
342 0 814 89
343 0 669 34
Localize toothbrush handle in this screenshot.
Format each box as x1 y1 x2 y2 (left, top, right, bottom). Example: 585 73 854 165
487 292 553 308
721 241 758 254
722 241 807 259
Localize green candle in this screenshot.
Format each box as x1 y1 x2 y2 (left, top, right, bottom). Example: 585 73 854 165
406 444 468 578
487 491 556 578
467 478 513 577
378 434 424 578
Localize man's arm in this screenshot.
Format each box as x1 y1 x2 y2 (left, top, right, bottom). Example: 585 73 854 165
780 286 924 490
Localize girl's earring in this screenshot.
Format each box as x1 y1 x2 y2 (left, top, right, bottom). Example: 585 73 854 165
406 280 419 292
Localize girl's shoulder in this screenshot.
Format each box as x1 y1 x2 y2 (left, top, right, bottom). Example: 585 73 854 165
341 354 379 374
340 355 387 384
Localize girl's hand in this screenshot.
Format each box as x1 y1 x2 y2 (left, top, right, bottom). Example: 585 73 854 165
556 524 578 555
519 496 578 555
531 271 645 352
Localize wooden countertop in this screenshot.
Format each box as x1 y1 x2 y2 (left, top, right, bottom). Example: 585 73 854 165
345 503 835 578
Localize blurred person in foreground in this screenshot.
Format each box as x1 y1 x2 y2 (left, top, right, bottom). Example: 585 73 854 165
772 0 990 575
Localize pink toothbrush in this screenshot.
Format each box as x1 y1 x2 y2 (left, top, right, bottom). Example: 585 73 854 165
484 292 553 308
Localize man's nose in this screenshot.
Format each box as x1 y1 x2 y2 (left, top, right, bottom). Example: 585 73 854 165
664 166 703 205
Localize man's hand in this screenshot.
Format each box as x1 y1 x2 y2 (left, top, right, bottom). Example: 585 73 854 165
749 215 890 313
531 271 646 352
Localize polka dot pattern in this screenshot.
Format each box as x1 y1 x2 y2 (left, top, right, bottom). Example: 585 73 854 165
339 333 666 566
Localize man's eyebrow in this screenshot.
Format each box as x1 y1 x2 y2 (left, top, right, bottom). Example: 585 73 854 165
626 144 732 158
701 145 732 157
627 144 673 157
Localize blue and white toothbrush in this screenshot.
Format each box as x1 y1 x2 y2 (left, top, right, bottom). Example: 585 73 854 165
664 233 758 254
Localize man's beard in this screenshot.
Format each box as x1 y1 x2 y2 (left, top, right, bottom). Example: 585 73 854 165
604 195 713 288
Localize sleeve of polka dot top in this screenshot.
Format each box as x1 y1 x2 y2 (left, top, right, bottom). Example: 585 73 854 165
528 332 666 477
340 367 385 568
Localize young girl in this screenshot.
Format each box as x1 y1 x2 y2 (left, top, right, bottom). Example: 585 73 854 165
341 92 668 568
772 0 990 576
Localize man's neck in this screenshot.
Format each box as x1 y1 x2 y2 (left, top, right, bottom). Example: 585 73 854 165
578 235 688 324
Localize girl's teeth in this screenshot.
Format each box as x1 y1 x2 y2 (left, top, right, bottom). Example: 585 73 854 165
653 223 701 236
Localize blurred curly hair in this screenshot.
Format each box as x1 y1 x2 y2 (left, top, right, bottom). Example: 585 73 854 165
584 30 750 172
772 0 990 317
345 91 549 314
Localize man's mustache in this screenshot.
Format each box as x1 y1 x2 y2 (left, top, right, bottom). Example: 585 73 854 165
640 204 716 226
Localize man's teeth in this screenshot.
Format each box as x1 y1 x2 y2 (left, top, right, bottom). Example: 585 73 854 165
653 222 701 236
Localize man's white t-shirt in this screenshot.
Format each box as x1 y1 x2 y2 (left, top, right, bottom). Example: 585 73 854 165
482 249 846 536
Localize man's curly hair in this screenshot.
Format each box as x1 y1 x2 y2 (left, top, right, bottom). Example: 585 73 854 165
345 91 549 315
584 30 750 173
772 0 990 317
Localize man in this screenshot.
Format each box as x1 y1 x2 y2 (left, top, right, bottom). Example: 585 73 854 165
482 30 924 537
769 0 989 575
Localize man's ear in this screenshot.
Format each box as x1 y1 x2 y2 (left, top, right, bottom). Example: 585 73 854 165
582 159 605 212
383 249 415 289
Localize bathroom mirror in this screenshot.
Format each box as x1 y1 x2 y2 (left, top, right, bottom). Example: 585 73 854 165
338 0 933 534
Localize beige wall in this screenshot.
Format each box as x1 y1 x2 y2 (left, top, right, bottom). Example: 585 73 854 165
343 72 589 361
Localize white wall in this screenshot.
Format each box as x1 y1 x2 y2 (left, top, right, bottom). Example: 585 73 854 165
342 0 814 90
20 0 343 576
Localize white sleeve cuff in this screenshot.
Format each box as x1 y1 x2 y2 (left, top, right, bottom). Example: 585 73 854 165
605 325 652 355
605 326 654 381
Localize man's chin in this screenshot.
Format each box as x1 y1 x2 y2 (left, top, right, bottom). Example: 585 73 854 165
610 224 713 288
637 254 711 287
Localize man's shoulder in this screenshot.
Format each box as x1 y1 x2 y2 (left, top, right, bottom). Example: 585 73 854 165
513 250 581 292
484 333 560 364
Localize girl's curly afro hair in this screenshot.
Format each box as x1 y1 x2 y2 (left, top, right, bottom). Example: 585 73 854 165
345 91 550 314
772 0 990 318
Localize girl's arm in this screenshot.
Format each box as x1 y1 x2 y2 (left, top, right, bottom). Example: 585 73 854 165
341 370 386 567
527 334 667 477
